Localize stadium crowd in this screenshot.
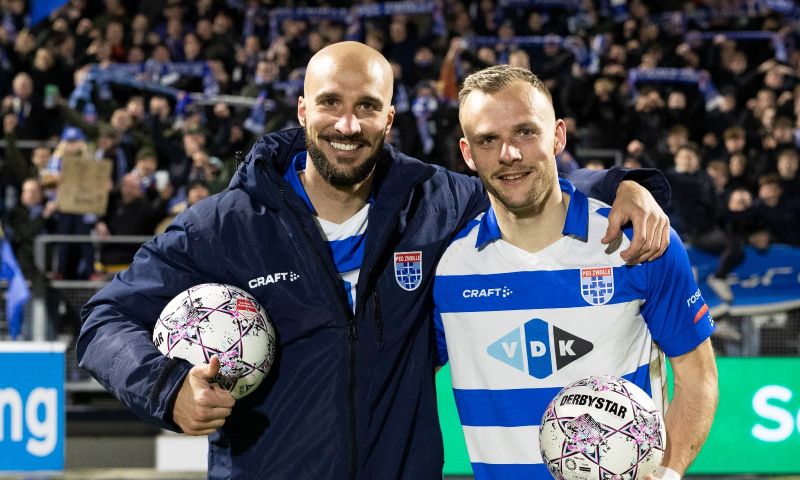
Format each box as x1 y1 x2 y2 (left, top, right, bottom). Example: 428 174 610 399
1 0 800 304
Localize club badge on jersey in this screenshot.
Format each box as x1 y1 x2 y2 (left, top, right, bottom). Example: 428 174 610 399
580 266 615 305
394 251 423 291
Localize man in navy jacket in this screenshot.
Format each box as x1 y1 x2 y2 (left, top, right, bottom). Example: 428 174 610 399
77 42 671 479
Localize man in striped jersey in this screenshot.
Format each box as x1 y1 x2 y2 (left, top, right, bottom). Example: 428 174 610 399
433 65 718 480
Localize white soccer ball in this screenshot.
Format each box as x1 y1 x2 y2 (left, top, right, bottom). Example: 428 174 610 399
152 283 276 399
539 375 666 480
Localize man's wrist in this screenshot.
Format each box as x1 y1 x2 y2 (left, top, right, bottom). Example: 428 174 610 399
654 466 681 480
617 179 635 192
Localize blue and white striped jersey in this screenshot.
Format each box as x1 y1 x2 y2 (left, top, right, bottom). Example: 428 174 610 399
433 178 715 480
284 151 368 310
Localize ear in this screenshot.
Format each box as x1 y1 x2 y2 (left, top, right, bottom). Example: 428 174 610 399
553 118 567 155
385 105 395 134
459 137 477 172
297 96 306 127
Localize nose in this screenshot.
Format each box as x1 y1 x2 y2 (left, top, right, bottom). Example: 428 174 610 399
335 111 361 136
499 141 522 164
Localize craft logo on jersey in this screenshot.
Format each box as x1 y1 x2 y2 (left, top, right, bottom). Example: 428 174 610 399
394 251 422 291
487 318 593 379
580 266 614 305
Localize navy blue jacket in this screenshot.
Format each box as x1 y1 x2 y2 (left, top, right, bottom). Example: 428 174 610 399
77 128 669 479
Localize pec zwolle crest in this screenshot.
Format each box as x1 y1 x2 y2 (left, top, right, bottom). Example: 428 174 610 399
394 251 422 291
580 266 614 305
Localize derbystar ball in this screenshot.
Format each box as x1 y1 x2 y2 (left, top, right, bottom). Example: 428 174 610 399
153 283 276 399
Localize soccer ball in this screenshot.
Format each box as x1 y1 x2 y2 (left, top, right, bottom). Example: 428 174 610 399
152 283 276 399
538 375 666 480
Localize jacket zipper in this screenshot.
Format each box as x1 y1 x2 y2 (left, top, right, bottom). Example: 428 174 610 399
267 166 359 479
372 291 384 350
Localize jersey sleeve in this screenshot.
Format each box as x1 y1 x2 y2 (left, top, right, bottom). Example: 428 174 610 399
640 228 716 357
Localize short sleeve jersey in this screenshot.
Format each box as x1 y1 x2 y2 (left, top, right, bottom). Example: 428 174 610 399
432 178 715 480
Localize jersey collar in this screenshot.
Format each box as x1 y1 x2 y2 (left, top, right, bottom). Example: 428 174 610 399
284 151 316 214
476 177 589 248
283 151 376 215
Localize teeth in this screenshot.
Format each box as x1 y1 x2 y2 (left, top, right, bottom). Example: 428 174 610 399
330 141 359 151
500 173 526 180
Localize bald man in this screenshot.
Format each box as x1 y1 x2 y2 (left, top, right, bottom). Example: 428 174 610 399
78 42 671 479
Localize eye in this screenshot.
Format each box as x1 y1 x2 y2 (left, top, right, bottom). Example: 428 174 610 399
358 102 377 112
477 136 496 146
321 98 338 108
518 128 536 138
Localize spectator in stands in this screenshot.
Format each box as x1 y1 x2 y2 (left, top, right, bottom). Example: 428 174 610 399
4 178 57 286
1 113 37 190
705 86 740 136
706 159 730 198
630 86 668 154
666 143 743 301
131 147 160 200
30 47 69 102
581 76 627 150
145 95 174 170
727 151 757 193
723 126 748 157
155 179 210 234
751 174 800 247
758 116 797 172
776 148 800 200
30 146 53 179
656 124 690 169
94 172 167 278
94 126 131 183
409 80 459 168
125 97 149 136
46 127 106 280
1 72 49 140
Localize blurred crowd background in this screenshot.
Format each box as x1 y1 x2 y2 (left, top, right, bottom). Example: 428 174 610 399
1 0 800 305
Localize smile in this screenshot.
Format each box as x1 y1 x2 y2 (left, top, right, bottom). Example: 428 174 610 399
329 140 362 151
497 172 530 180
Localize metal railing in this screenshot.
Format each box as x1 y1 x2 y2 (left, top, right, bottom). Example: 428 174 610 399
31 234 153 342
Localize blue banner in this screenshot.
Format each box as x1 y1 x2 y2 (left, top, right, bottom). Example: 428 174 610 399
268 2 436 41
468 35 589 65
29 0 67 26
627 68 722 110
687 245 800 315
0 343 65 472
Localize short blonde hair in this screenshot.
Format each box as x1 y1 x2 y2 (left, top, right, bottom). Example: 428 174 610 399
458 65 552 112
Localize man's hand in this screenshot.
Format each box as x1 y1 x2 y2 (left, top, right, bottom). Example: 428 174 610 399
602 180 670 263
172 356 235 436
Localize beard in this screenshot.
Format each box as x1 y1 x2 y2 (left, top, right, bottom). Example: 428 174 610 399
478 161 557 216
305 128 384 187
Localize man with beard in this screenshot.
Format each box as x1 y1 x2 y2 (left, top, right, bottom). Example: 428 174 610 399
78 42 671 479
433 65 717 480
